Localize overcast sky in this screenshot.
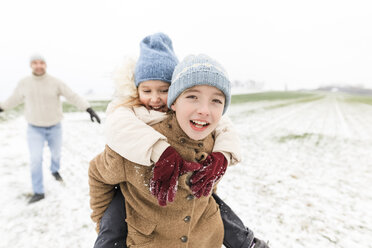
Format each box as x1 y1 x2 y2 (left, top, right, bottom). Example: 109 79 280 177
1 0 371 99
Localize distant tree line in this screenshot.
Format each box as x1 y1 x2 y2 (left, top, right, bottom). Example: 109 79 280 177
317 85 372 95
232 79 265 90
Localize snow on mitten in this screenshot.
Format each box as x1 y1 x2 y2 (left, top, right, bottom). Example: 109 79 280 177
150 146 201 206
190 152 227 198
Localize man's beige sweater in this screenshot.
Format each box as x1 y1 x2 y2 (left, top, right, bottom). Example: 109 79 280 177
0 73 90 127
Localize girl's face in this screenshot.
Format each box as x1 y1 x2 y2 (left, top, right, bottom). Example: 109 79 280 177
171 85 225 140
138 80 170 112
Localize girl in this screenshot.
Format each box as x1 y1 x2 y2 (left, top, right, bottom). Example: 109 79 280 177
90 34 268 248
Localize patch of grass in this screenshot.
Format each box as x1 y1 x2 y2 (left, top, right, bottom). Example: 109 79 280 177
63 100 110 112
277 132 325 146
278 133 314 143
231 91 317 104
344 95 372 105
265 95 324 110
235 94 324 117
0 104 24 122
0 101 109 123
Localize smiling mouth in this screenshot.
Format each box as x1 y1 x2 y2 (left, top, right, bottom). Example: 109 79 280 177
190 120 210 129
150 105 165 111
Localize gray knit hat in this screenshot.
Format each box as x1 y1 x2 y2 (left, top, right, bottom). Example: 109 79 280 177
30 54 46 63
134 32 178 86
168 54 231 114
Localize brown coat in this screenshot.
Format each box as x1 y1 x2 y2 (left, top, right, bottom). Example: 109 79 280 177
89 113 224 248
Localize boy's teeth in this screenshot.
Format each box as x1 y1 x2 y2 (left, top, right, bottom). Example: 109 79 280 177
192 120 207 126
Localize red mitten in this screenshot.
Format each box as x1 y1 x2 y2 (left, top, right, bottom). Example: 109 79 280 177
190 152 228 198
150 146 201 206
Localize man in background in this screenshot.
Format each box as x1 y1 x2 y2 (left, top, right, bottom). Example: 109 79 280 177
0 54 101 204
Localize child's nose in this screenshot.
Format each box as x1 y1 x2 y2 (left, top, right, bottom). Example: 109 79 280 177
150 93 161 103
197 102 210 116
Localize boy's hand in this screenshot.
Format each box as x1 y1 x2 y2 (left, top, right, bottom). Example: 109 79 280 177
150 146 201 206
190 152 227 198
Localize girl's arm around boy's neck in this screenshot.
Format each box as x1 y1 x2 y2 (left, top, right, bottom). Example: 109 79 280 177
212 115 242 166
104 104 168 166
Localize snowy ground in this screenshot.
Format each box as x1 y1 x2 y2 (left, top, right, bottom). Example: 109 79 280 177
1 93 372 247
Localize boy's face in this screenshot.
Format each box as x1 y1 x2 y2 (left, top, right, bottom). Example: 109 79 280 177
171 85 225 140
138 80 170 112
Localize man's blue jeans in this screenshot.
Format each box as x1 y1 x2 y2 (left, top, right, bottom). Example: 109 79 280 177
27 123 62 194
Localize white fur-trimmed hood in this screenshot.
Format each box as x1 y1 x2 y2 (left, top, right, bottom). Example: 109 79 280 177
112 57 137 101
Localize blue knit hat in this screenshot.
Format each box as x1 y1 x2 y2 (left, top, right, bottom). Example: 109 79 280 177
168 54 231 114
134 33 178 86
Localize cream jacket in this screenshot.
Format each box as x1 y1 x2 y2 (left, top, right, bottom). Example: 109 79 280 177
0 73 90 126
104 101 242 166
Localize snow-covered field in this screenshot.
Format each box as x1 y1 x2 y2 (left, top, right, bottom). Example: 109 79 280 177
1 93 371 248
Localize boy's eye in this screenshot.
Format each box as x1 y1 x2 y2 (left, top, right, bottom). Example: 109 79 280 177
161 89 168 93
142 90 151 93
186 95 197 99
213 99 223 104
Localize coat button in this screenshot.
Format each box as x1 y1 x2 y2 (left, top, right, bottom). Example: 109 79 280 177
180 138 186 143
180 236 188 243
184 216 191 222
167 124 172 129
186 194 194 200
198 143 203 147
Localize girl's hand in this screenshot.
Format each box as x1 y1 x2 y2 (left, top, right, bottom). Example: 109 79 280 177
189 152 227 198
150 146 201 206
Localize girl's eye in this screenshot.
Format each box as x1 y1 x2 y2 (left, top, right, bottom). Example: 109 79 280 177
142 90 151 93
161 89 168 93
